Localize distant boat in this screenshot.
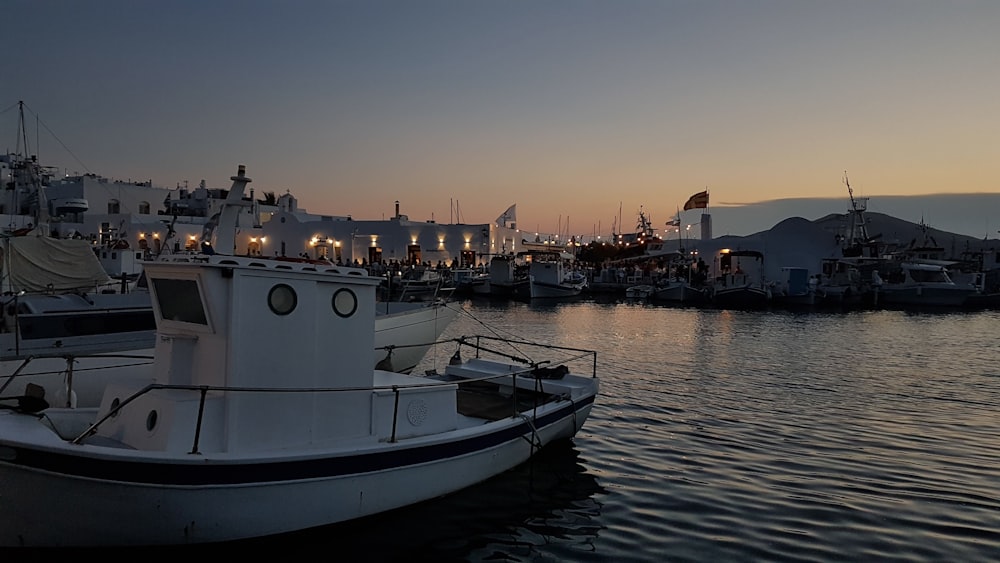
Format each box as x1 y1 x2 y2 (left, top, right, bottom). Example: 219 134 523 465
385 266 449 302
650 253 708 304
709 249 770 309
816 257 877 308
527 252 587 299
450 267 490 296
487 254 529 298
652 278 708 304
873 261 979 307
770 266 816 308
625 284 655 300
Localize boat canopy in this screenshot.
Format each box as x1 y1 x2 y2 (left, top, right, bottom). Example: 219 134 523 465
1 232 112 293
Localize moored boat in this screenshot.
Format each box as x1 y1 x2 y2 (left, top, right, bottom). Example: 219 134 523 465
709 249 770 309
1 170 459 407
872 261 979 307
0 166 600 547
527 251 586 299
770 266 816 308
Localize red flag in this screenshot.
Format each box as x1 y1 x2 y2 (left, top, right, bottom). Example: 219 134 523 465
683 190 709 210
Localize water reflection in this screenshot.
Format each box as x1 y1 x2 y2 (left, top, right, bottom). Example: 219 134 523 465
246 440 606 560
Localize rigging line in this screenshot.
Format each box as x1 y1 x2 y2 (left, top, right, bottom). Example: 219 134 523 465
18 102 91 174
0 101 21 117
448 304 541 364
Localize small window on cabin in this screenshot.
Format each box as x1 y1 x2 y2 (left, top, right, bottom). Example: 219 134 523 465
152 278 208 325
138 201 151 214
332 288 358 318
268 284 297 315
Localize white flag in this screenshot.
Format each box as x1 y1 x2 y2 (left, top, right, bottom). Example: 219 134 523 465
496 204 516 227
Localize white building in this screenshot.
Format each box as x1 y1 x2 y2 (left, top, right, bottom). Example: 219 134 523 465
3 155 528 276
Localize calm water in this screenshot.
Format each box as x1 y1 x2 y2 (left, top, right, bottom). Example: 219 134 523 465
31 299 1000 561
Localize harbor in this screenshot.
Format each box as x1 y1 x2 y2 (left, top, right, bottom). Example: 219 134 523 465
15 299 995 560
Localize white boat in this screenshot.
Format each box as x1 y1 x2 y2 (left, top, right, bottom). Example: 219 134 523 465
651 278 707 304
625 284 655 299
872 261 979 307
528 252 587 299
450 268 490 296
1 170 458 407
372 299 460 374
0 166 600 547
770 266 816 308
386 266 448 302
710 249 771 308
487 254 528 298
816 257 879 307
0 299 457 409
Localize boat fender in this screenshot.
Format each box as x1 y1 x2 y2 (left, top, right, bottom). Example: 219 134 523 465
375 350 394 372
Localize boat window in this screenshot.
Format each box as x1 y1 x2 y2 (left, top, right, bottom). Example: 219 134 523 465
332 288 358 318
268 284 297 315
152 278 209 325
910 269 950 283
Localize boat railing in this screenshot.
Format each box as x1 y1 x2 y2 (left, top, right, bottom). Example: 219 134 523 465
0 352 156 407
374 334 597 380
451 334 598 379
67 340 595 451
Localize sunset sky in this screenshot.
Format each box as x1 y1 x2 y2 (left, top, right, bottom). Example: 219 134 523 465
4 1 998 239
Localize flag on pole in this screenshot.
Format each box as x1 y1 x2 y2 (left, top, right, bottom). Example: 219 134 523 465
683 190 709 210
665 218 681 227
496 204 516 227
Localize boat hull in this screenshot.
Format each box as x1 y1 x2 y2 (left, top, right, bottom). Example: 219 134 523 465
529 277 585 299
652 282 706 304
372 301 459 373
0 396 594 547
711 286 770 309
875 286 977 307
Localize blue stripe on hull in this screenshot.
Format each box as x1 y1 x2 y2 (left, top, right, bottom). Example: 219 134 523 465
1 395 594 486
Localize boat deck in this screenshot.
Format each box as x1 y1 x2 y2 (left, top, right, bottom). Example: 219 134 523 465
455 380 555 421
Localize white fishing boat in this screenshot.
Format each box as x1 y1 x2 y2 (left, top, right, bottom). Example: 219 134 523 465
450 267 490 296
527 252 587 299
770 266 816 308
625 284 655 300
652 278 708 304
710 249 770 309
1 169 459 407
0 166 599 547
0 298 457 409
487 254 528 298
872 261 979 307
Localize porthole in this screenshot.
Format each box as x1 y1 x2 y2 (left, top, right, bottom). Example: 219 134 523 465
332 288 358 318
268 284 297 315
146 410 158 432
